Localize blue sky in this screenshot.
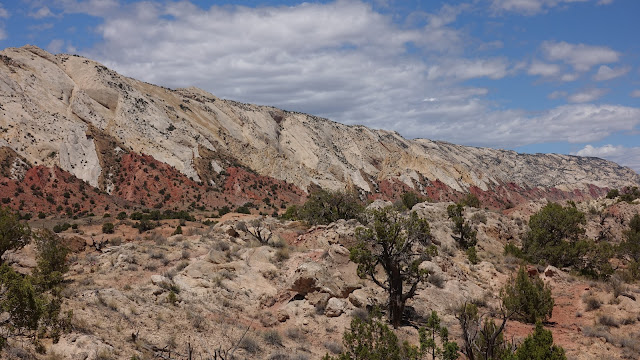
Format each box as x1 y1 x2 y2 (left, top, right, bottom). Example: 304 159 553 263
1 0 639 171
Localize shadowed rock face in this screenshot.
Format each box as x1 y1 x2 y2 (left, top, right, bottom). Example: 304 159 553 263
0 45 638 211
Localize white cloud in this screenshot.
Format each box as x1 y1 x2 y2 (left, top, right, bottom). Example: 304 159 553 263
560 73 580 82
62 0 640 151
528 61 561 77
575 144 640 172
593 65 630 81
427 58 510 80
548 90 567 99
567 88 608 103
491 0 593 15
0 4 9 19
29 6 54 19
631 90 640 98
541 41 619 71
46 39 65 54
597 0 614 4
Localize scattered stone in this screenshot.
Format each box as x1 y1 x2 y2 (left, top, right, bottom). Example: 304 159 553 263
325 298 346 317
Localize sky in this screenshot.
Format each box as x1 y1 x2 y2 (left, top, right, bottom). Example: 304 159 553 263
1 0 640 172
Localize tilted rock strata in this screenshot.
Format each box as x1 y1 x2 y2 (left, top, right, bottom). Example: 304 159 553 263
0 45 638 212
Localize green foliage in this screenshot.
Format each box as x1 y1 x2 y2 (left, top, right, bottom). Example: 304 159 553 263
116 211 127 220
218 205 231 217
515 321 566 360
619 186 640 203
102 222 115 234
133 219 158 233
297 189 364 226
322 310 421 360
0 207 31 264
606 189 619 199
620 214 640 262
466 246 479 265
401 192 426 210
0 230 71 352
460 193 481 208
504 242 524 258
501 267 554 324
419 311 460 360
281 204 299 220
522 202 585 267
350 207 432 327
172 225 183 235
32 230 70 291
455 303 514 360
236 205 251 214
447 204 477 249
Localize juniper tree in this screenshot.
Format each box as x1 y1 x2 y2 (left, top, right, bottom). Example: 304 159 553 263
350 207 434 327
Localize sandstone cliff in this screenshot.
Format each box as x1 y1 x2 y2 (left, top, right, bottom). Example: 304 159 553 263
0 45 638 212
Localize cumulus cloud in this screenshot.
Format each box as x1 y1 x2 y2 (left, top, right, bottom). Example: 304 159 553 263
52 0 639 151
29 6 55 18
575 144 640 172
593 65 630 81
541 41 619 71
631 90 640 98
528 61 561 77
567 88 608 103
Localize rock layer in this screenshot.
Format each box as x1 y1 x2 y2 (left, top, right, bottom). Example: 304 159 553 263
0 45 638 210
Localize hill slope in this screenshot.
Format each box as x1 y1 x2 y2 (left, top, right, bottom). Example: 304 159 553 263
0 45 638 213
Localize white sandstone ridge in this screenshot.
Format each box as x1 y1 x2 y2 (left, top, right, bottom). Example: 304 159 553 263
0 45 638 195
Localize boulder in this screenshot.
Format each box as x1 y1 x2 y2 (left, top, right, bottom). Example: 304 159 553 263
325 298 346 317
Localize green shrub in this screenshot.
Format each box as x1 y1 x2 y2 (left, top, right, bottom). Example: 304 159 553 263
501 267 554 324
522 202 585 268
466 246 478 265
401 192 425 210
0 207 31 263
116 211 127 220
322 309 421 360
447 204 477 249
515 321 566 360
606 189 619 199
102 223 115 234
297 189 363 226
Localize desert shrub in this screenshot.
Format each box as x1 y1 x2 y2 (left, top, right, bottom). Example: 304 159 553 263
599 315 619 328
116 211 127 220
460 193 481 208
236 205 251 214
501 267 554 324
322 309 422 360
427 272 446 289
515 321 566 360
606 189 619 199
471 212 487 225
0 207 31 263
297 189 363 226
466 246 479 265
583 296 601 311
447 204 477 249
102 223 115 234
325 341 344 354
172 225 183 235
522 202 585 268
263 330 283 346
239 335 261 354
400 192 425 210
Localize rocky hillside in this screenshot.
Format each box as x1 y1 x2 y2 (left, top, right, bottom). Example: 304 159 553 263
4 199 640 360
0 45 638 215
